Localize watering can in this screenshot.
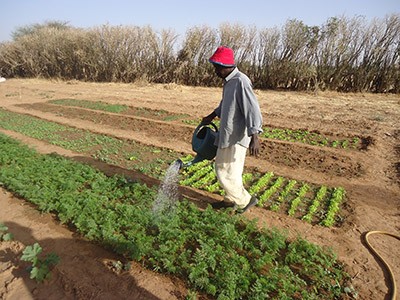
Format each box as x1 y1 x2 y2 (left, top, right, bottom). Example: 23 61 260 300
177 122 218 169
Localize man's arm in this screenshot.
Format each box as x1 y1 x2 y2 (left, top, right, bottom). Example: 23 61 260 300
202 99 222 124
238 79 263 138
202 111 217 124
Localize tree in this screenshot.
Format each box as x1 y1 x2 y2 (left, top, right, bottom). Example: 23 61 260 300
12 20 70 40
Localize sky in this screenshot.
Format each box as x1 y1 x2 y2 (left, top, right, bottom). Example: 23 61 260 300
1 0 399 43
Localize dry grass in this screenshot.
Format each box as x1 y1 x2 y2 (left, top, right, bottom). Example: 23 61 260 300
0 15 399 93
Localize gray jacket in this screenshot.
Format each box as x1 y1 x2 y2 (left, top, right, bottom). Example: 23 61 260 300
214 68 263 148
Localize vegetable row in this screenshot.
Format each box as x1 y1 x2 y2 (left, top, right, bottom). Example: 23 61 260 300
0 108 346 226
0 133 351 299
47 99 363 150
180 158 346 227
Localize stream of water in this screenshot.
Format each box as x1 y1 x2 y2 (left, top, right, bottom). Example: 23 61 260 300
152 160 181 219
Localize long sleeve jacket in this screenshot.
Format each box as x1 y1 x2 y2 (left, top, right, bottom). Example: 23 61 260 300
214 68 263 148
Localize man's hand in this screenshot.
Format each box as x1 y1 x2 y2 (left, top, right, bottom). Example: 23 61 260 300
202 111 217 125
249 134 260 157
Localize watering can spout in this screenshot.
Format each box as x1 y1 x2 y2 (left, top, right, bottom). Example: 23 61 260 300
176 155 206 170
176 159 184 169
177 122 218 170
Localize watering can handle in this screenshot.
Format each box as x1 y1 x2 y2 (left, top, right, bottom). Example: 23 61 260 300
196 121 218 134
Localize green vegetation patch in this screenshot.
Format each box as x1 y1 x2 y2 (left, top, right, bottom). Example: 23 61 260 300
180 158 346 227
0 108 176 178
0 223 14 241
0 133 352 299
21 243 60 282
50 99 128 113
48 99 363 149
49 99 191 122
261 127 361 149
0 108 346 226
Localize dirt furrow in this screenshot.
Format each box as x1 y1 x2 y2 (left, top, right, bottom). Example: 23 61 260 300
13 102 367 180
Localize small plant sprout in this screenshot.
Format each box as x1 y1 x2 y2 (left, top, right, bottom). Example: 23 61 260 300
21 242 60 282
0 223 13 241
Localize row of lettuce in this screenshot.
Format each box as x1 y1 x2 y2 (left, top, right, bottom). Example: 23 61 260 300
0 132 352 299
47 99 363 149
180 159 346 227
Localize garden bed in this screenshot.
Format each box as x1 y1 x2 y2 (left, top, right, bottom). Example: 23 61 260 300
0 79 399 299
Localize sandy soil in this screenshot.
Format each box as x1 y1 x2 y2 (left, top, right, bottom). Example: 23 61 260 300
0 78 399 299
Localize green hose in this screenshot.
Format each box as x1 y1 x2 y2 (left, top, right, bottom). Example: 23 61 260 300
364 231 399 300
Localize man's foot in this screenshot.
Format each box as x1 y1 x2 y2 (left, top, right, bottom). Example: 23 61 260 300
211 201 236 209
237 196 258 214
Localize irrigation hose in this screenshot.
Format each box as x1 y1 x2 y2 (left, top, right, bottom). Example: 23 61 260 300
364 230 400 300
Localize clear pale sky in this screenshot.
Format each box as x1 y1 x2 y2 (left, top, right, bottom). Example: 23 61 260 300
1 0 399 42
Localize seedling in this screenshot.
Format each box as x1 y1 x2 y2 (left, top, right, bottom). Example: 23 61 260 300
0 223 13 241
21 242 60 282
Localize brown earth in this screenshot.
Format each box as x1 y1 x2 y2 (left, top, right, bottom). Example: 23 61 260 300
0 78 399 299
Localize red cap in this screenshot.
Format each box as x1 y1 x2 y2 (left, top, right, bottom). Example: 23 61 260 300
209 46 235 67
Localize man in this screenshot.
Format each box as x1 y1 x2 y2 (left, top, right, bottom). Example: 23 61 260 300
202 46 263 214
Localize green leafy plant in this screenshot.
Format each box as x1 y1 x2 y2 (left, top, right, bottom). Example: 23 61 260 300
0 109 347 226
288 183 310 216
0 223 13 241
50 99 128 113
258 176 285 206
177 157 345 225
270 179 297 212
321 187 346 227
261 126 361 149
249 171 274 195
45 100 364 150
21 242 60 282
0 133 352 298
302 185 327 223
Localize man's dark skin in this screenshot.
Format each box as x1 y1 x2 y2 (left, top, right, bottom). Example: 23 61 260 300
202 63 261 157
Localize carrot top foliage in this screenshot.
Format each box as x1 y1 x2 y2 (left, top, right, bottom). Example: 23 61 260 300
0 133 352 299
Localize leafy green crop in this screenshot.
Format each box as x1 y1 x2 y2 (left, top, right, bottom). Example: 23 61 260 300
0 108 176 179
49 99 128 113
21 242 60 282
0 109 346 226
180 160 345 226
321 187 346 227
0 133 352 298
49 99 192 122
47 99 363 150
0 223 13 241
302 186 328 223
261 127 361 149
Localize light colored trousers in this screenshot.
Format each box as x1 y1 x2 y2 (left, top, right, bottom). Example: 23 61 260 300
215 144 251 208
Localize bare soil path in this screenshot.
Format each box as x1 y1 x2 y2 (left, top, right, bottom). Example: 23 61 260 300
0 79 399 299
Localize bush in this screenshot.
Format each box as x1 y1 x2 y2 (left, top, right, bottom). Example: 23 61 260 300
1 15 399 92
